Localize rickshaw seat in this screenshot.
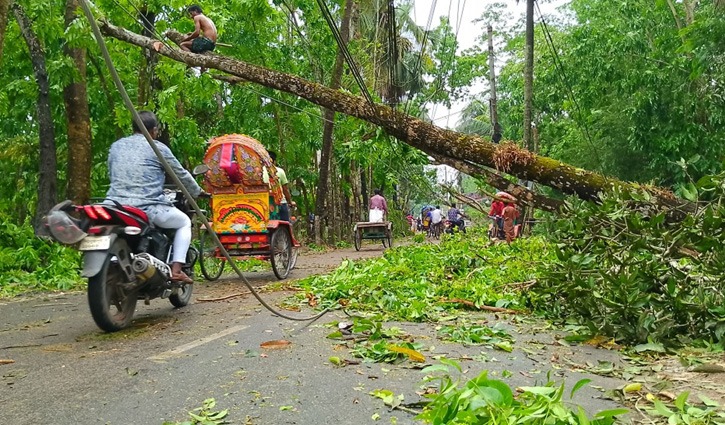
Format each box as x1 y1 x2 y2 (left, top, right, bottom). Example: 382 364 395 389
219 143 242 184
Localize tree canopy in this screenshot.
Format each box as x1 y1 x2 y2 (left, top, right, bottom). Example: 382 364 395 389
1 0 723 239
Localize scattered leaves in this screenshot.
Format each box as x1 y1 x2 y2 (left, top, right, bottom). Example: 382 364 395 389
260 340 291 350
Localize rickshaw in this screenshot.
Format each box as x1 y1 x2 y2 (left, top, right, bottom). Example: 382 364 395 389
419 205 434 232
199 134 299 280
353 221 392 251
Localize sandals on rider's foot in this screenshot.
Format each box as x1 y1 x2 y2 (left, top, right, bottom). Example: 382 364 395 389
171 271 193 284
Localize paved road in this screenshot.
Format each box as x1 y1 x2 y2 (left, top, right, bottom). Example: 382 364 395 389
0 245 629 425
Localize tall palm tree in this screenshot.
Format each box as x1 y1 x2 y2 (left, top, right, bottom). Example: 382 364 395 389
456 94 493 137
354 0 436 105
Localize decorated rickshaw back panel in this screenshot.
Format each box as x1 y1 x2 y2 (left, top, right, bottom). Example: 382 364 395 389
202 134 284 234
211 193 269 234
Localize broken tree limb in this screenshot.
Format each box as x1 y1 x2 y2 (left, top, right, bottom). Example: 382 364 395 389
440 184 489 215
100 23 689 212
440 298 521 314
211 75 247 85
432 153 564 213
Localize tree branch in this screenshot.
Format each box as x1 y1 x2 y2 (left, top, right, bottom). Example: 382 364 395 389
431 152 563 213
99 22 692 215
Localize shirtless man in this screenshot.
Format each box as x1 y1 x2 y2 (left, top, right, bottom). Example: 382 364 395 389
180 5 217 53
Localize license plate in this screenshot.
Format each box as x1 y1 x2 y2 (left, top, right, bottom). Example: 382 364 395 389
78 235 111 251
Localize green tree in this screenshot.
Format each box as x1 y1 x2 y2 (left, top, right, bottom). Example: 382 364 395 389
12 2 58 235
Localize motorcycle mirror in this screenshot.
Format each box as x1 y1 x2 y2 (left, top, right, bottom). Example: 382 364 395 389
192 164 210 176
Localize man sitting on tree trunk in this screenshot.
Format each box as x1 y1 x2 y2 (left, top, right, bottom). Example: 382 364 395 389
180 5 217 54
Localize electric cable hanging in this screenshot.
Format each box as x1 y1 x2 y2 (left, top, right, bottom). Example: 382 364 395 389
112 1 337 125
79 0 331 322
535 1 605 174
315 0 375 106
434 0 467 128
114 0 175 51
386 0 399 106
403 0 437 116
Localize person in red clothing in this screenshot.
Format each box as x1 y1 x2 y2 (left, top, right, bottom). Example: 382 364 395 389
489 198 505 217
489 198 505 239
502 202 520 243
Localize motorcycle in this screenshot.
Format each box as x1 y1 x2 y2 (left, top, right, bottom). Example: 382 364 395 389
444 217 466 234
44 165 209 332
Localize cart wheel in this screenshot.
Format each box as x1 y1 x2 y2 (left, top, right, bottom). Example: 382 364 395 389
354 226 361 251
382 236 388 248
386 223 393 248
290 247 299 270
270 227 293 279
199 230 225 281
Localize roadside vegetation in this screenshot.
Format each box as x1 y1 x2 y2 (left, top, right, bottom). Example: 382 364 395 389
0 219 83 297
285 174 725 424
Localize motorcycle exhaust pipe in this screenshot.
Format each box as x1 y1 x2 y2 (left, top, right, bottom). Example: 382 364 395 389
132 253 171 285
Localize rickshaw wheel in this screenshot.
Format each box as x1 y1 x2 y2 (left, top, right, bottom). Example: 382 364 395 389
354 226 361 251
270 227 293 280
290 247 299 270
199 230 225 281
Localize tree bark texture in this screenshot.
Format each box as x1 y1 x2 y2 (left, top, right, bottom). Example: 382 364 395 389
137 5 158 106
430 153 563 213
100 22 685 212
523 0 534 150
314 0 353 245
63 0 92 205
0 0 10 63
14 3 57 235
487 25 502 144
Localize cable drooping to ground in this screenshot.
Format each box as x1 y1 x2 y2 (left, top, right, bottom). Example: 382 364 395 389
77 0 332 322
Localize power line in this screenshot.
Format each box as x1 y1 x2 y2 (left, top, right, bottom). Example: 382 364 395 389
110 0 336 127
404 0 437 115
114 0 175 51
244 86 336 125
315 0 375 106
535 1 606 173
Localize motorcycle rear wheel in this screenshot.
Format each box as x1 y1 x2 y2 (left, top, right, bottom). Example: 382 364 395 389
87 239 138 332
170 246 196 308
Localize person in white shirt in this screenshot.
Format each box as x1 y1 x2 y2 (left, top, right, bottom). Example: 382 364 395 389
430 206 442 225
429 206 443 235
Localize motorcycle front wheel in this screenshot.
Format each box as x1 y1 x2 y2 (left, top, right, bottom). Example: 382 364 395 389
87 239 138 332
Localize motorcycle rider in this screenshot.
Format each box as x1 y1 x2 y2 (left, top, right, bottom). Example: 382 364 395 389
429 205 443 235
105 111 202 284
447 203 467 234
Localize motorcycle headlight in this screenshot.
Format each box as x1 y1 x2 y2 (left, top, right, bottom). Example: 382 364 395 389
47 210 87 244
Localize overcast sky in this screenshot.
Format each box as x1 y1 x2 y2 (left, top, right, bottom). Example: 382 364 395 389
411 0 571 127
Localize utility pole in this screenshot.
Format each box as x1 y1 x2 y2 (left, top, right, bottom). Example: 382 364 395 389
487 25 502 144
523 0 534 150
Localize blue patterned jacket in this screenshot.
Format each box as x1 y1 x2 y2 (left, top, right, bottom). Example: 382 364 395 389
106 134 201 209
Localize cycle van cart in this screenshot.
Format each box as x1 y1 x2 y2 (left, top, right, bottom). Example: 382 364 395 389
198 134 299 280
353 221 392 251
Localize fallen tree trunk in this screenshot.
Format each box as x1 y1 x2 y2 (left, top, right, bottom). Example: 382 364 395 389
430 153 563 213
100 23 686 211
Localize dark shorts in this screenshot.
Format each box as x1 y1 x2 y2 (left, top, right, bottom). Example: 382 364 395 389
191 37 216 53
278 204 290 222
